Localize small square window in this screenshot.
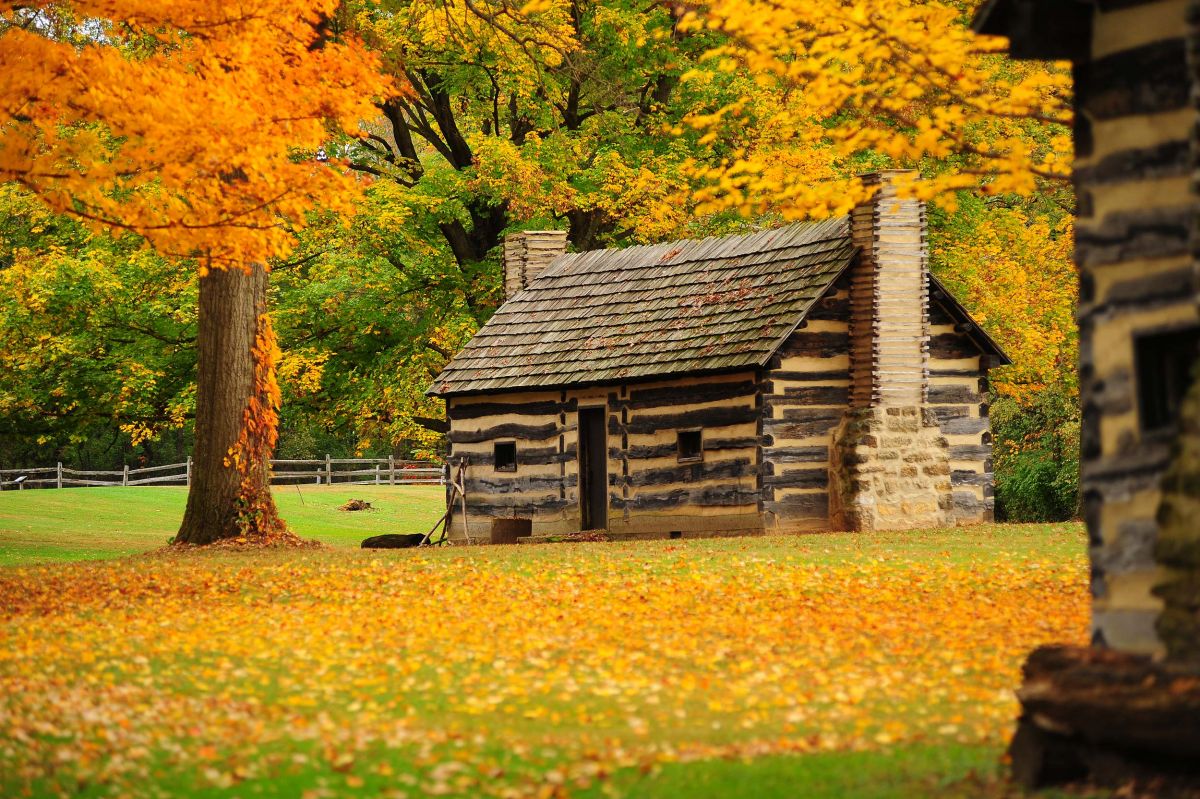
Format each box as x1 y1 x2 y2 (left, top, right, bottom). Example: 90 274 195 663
677 429 703 462
1136 327 1200 433
494 441 517 472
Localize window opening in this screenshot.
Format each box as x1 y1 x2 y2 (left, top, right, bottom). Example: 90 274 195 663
1136 327 1200 433
494 441 517 472
677 429 703 462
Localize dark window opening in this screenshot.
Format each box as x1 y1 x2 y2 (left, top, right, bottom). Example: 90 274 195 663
677 429 703 462
1136 327 1200 433
494 441 517 472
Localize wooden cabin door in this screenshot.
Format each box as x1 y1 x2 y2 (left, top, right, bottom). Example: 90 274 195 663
577 407 608 530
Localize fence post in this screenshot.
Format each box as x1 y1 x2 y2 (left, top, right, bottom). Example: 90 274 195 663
325 454 332 486
440 462 447 487
56 462 63 490
389 455 395 486
186 456 192 487
122 465 129 487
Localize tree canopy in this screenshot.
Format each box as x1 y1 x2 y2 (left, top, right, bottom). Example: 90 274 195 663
0 0 1080 520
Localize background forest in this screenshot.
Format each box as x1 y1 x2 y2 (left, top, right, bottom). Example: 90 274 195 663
0 0 1077 521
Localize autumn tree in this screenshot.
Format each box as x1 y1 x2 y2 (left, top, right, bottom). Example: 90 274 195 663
0 185 197 468
0 2 388 543
677 0 1080 517
680 0 1072 217
264 0 766 448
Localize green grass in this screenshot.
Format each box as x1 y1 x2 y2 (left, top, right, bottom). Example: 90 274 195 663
587 744 1100 799
0 486 1083 568
0 485 447 564
597 744 1001 798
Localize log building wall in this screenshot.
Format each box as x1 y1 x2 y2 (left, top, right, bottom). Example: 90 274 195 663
760 274 852 531
446 372 763 540
444 286 999 538
1075 0 1200 654
928 296 995 524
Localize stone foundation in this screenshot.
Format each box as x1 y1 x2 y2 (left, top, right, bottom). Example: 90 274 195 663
829 406 953 531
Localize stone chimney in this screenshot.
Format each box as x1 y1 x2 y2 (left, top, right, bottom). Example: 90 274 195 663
503 230 569 300
829 170 953 531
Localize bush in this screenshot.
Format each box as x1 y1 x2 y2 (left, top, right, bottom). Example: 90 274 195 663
990 387 1080 522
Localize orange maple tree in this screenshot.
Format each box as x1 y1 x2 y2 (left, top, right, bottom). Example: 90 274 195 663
0 1 390 542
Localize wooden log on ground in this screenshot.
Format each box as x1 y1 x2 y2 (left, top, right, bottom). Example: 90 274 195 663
362 534 426 549
1010 645 1200 791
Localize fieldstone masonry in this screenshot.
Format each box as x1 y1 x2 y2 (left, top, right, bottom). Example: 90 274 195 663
830 408 953 531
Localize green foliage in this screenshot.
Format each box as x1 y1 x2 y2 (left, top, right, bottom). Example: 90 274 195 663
0 185 197 469
990 388 1081 523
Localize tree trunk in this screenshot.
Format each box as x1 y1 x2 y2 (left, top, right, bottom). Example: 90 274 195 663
176 264 284 545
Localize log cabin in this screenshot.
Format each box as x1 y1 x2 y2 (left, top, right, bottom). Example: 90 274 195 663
428 171 1010 542
974 0 1200 787
976 0 1200 659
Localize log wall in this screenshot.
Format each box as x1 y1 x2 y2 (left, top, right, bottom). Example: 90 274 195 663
447 388 576 539
606 372 762 537
927 297 995 524
445 372 763 540
1075 0 1200 654
760 274 852 531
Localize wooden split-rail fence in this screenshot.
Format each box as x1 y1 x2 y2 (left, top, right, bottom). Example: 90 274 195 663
0 457 446 490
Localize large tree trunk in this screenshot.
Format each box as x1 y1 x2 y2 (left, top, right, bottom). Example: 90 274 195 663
176 264 284 545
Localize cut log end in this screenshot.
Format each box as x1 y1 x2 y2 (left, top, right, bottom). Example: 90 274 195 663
1010 645 1200 793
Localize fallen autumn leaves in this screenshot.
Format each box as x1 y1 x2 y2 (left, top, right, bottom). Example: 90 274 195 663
0 535 1089 797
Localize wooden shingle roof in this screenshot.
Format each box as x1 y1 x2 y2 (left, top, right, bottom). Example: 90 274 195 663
429 219 856 396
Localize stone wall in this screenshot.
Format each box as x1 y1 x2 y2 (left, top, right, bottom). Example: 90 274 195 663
832 170 954 530
829 408 953 531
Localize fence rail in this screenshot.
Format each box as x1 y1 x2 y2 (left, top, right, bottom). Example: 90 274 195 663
0 457 445 490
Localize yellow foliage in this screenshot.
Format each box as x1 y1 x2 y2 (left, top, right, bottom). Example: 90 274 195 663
931 201 1077 400
684 0 1072 217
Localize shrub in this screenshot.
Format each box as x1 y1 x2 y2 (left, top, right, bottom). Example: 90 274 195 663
990 387 1080 522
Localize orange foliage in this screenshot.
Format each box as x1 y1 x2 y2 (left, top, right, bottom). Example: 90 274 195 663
224 311 287 538
0 1 390 267
0 537 1089 795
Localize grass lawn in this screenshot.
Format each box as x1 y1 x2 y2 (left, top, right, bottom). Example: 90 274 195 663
0 485 447 565
0 491 1090 798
